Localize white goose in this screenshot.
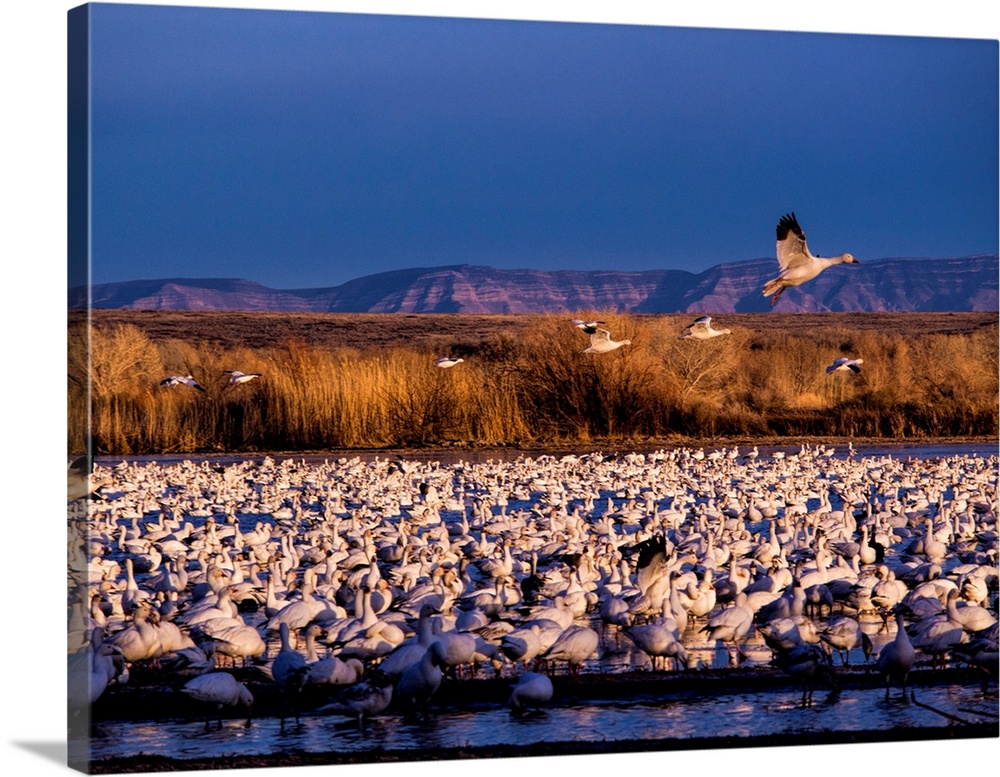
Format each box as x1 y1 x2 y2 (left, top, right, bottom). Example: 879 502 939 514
581 327 631 354
875 608 916 697
826 358 864 375
319 670 394 724
224 370 261 385
181 672 253 730
763 212 859 306
508 671 554 715
571 319 606 334
159 375 206 392
304 624 364 686
680 316 731 340
396 640 447 715
435 357 464 369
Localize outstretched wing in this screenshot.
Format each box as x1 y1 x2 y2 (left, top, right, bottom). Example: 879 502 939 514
589 328 612 344
776 212 813 271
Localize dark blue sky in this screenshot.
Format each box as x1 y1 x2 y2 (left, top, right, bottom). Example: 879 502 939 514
84 2 998 289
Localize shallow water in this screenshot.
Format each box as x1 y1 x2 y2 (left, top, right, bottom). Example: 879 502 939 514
96 440 996 469
84 682 997 762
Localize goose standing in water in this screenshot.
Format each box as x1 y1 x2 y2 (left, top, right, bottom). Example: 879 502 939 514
763 212 859 307
271 622 309 728
772 643 837 707
876 608 916 698
181 672 253 730
541 625 600 677
319 670 394 726
680 316 731 341
702 592 754 666
508 671 554 715
819 616 873 666
396 640 448 717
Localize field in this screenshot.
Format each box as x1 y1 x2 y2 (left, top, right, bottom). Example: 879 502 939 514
67 310 999 454
74 309 998 350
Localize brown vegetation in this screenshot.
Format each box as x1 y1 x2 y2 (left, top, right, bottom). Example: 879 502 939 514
67 311 998 454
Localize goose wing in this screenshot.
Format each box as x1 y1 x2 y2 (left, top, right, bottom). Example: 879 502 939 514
775 212 814 271
589 328 612 344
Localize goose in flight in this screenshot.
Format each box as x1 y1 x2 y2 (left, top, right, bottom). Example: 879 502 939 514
160 375 206 392
826 358 864 375
763 212 859 307
68 456 112 501
582 327 631 354
572 319 607 335
224 370 261 385
681 316 731 340
435 357 464 368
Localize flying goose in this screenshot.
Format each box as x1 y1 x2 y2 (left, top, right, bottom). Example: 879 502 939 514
160 375 206 392
435 357 464 368
763 212 859 306
572 319 607 335
681 315 731 340
826 358 864 375
582 327 631 354
224 370 261 385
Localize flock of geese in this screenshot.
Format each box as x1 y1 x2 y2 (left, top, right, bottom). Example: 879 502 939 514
68 213 993 740
439 212 864 374
69 439 997 732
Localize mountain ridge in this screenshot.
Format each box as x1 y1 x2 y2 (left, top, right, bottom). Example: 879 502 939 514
69 255 999 313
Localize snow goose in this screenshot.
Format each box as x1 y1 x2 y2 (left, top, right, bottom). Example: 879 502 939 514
395 639 447 716
540 624 600 677
571 319 606 334
508 671 554 715
224 370 261 385
680 316 731 340
581 327 631 354
181 672 253 730
304 624 364 686
430 617 478 678
826 358 864 375
763 212 859 306
159 375 206 392
875 608 916 698
772 643 837 706
435 357 464 369
819 616 873 666
109 602 164 664
67 456 112 501
319 669 394 725
378 604 439 680
701 592 755 665
271 622 309 728
68 629 125 709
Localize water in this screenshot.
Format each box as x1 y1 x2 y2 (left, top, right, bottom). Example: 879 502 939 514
84 683 997 762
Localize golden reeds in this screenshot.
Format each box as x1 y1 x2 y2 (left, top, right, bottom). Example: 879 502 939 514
68 314 999 454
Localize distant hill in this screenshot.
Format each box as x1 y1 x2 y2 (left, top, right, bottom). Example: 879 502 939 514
69 255 999 313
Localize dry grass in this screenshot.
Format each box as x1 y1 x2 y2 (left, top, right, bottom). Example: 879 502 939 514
68 310 999 454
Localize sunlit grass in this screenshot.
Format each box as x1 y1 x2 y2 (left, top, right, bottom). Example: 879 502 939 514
68 314 999 454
